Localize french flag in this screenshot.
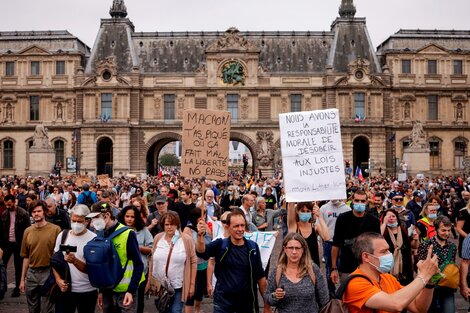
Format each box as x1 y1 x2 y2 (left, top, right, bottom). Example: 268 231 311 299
355 166 364 182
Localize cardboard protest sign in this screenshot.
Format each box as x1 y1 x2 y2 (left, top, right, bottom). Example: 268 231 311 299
76 175 91 187
97 174 112 188
181 109 231 180
279 109 346 202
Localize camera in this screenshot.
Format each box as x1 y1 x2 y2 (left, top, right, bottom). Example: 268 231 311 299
60 244 77 254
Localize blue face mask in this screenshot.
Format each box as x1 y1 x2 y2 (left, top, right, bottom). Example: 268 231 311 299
353 203 366 213
368 253 394 273
428 213 437 219
435 205 440 210
387 222 398 228
299 212 312 222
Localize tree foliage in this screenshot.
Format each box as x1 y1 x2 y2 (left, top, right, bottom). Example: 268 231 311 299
159 153 180 166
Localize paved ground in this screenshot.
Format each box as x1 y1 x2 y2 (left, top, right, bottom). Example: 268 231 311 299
1 235 469 312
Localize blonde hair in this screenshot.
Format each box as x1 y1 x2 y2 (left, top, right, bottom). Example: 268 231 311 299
420 202 437 218
277 232 313 279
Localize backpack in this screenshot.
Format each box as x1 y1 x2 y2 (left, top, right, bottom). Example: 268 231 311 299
82 191 95 208
320 274 375 313
84 226 130 289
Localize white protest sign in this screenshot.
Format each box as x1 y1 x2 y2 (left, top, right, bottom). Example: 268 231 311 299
279 109 346 202
211 220 277 270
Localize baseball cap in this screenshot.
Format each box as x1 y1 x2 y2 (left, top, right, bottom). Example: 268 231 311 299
156 195 167 204
389 191 404 199
413 190 423 198
86 201 112 218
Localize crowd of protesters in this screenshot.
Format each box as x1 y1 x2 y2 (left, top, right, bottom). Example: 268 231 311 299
0 171 469 312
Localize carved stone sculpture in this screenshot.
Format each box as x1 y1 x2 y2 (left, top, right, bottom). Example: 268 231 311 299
408 120 427 149
32 124 51 149
255 130 274 167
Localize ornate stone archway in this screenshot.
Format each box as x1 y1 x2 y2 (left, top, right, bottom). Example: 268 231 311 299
230 131 257 177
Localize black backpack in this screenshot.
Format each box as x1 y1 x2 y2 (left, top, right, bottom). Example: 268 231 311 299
82 191 95 208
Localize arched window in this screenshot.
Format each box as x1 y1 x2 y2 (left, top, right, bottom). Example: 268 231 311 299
54 140 65 164
3 140 13 168
454 138 467 169
429 139 441 169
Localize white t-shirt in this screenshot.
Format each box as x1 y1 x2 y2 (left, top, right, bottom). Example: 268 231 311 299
54 230 97 293
152 237 186 289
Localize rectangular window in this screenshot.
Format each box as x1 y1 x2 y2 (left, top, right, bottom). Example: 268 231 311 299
3 141 13 169
31 61 40 76
401 59 411 74
454 60 463 75
427 60 437 74
55 61 65 75
101 93 112 120
354 93 365 118
290 94 302 112
164 94 175 120
227 94 238 122
29 96 40 121
5 61 14 76
428 95 438 120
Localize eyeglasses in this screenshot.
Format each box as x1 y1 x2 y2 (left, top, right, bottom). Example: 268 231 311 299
392 198 404 202
285 246 303 252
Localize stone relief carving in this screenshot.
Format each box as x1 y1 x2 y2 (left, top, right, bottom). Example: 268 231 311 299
206 27 258 52
281 97 288 113
95 57 118 75
240 96 249 119
177 97 185 119
216 96 225 110
154 96 162 119
255 130 275 167
408 120 427 149
32 124 51 149
305 96 312 110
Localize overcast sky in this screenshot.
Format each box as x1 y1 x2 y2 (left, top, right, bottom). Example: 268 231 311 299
1 0 469 49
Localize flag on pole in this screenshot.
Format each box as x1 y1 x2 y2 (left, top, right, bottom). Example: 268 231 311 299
355 166 364 182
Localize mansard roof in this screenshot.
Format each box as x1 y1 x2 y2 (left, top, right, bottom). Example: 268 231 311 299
377 29 470 54
132 30 336 74
0 30 90 55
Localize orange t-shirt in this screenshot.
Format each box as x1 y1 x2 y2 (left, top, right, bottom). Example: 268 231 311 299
343 268 403 313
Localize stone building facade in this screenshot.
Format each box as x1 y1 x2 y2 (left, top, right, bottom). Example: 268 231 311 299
0 0 468 177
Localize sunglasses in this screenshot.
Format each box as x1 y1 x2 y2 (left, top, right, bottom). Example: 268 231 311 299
392 198 404 201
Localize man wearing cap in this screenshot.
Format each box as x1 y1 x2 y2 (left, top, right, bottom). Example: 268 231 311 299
406 191 425 221
146 195 176 237
86 202 144 313
390 191 416 230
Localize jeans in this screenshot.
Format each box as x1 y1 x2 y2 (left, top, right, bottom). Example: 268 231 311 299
429 286 455 313
25 267 54 313
102 290 137 313
165 288 182 313
323 241 338 294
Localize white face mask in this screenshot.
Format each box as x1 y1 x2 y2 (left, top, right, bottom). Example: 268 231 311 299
71 222 85 234
92 217 106 231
